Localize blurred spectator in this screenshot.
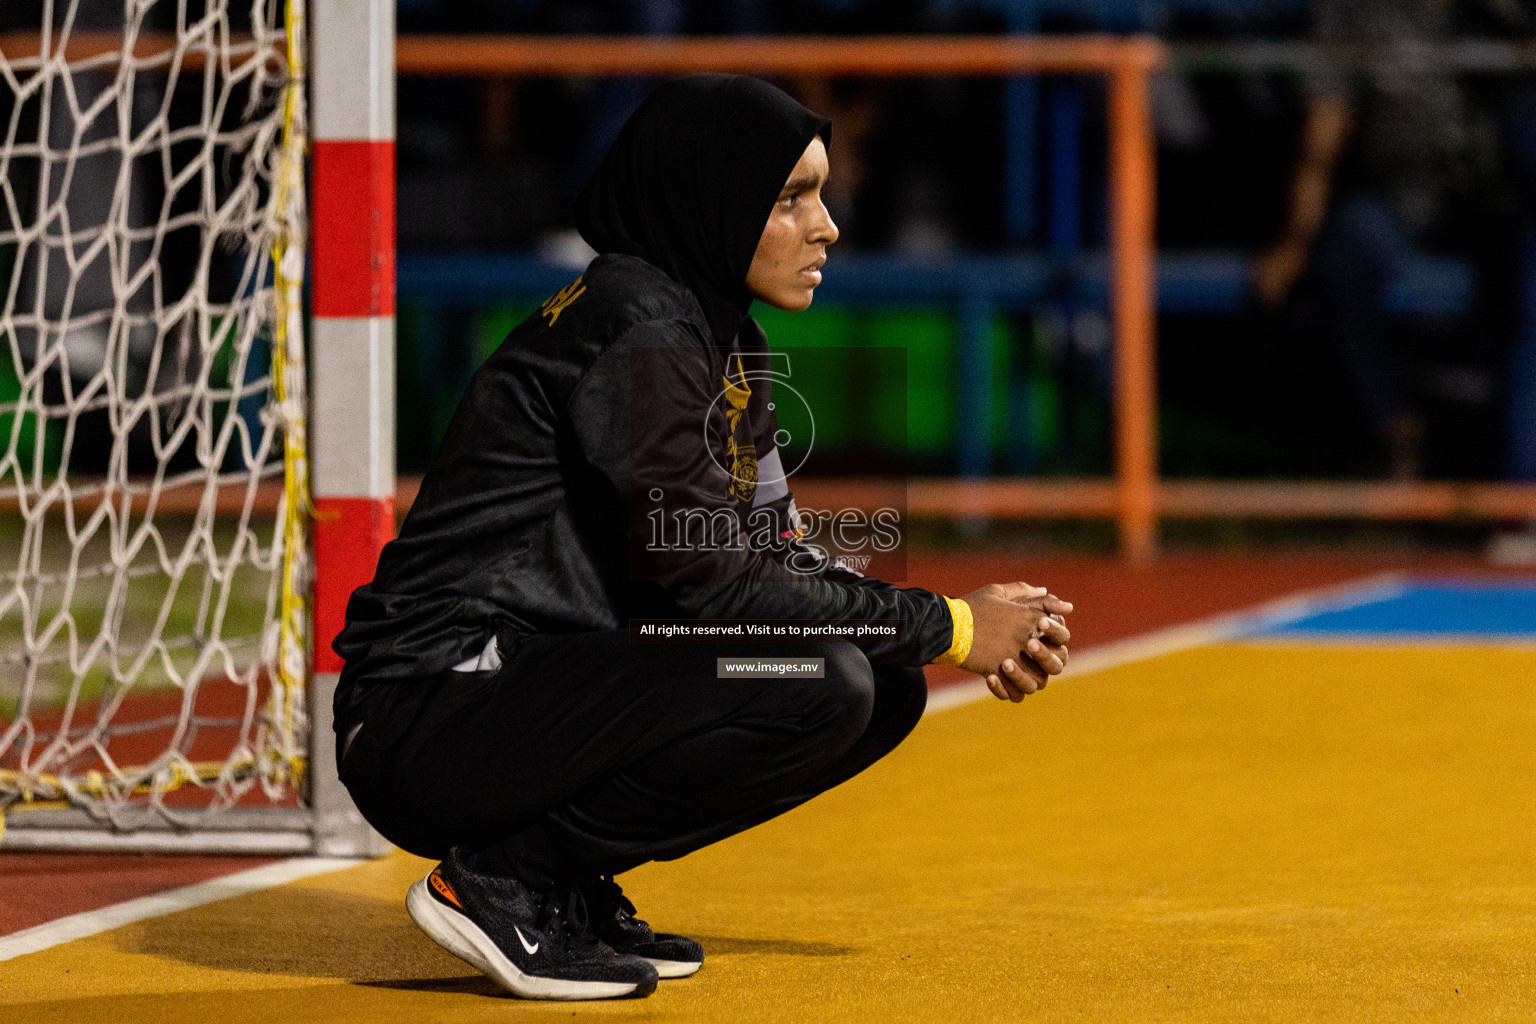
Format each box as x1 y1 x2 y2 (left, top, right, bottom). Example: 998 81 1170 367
1490 68 1536 560
1499 81 1536 483
1253 0 1501 478
791 78 888 245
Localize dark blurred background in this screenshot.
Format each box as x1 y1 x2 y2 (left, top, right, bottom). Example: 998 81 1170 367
381 1 1536 492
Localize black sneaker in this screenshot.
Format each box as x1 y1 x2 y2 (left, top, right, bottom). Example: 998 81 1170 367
585 874 704 979
406 848 659 1000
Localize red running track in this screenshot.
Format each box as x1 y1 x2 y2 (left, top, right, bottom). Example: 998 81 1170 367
2 549 1515 939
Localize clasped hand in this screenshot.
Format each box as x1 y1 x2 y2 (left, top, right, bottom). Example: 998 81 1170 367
959 582 1073 702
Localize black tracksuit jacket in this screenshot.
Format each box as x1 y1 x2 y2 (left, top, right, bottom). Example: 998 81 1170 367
332 253 957 687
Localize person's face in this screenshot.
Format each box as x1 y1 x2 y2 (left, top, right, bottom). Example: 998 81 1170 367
745 136 839 311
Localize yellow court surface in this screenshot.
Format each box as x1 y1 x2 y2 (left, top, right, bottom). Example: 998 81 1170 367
6 643 1536 1023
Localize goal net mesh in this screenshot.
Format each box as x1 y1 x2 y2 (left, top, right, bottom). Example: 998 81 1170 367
0 0 310 831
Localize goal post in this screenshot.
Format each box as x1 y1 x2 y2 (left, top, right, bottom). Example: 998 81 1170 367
307 0 395 858
0 0 393 856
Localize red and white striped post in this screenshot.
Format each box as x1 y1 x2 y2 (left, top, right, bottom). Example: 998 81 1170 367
308 0 395 856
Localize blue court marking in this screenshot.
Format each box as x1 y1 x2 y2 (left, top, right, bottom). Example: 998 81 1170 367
1244 581 1536 641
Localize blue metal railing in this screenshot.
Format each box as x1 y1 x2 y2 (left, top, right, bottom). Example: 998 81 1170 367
397 248 1475 476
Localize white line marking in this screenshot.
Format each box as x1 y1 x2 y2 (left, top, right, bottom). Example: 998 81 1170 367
923 572 1408 717
0 857 359 962
1234 634 1536 649
924 678 992 713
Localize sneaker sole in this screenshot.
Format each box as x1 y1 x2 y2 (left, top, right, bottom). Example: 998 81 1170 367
406 878 653 1000
646 957 702 979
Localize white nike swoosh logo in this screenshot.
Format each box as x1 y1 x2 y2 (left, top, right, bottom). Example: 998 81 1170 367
514 925 539 955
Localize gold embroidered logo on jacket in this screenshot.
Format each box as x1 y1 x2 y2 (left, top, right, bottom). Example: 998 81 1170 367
722 354 757 503
540 277 586 325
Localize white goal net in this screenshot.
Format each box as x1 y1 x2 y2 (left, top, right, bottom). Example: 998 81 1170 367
0 0 310 839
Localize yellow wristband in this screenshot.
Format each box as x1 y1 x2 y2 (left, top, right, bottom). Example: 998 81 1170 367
931 596 974 667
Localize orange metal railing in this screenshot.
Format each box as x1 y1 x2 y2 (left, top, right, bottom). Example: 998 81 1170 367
393 34 1166 558
28 476 1536 529
392 33 1161 76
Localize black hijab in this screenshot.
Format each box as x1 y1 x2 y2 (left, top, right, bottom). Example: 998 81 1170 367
574 75 831 347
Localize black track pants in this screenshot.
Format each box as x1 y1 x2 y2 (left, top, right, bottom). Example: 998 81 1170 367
335 630 928 884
